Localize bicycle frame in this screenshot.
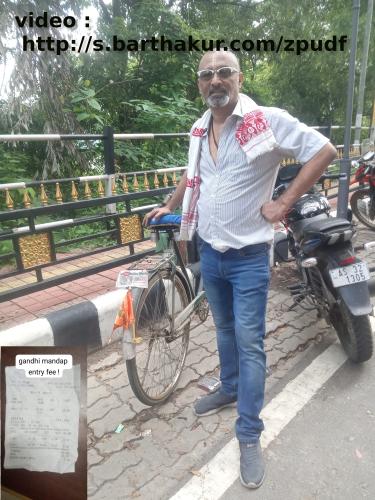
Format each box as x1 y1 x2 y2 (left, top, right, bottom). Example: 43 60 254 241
125 226 207 339
156 230 206 335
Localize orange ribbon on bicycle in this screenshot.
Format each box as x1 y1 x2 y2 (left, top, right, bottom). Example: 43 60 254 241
113 290 135 331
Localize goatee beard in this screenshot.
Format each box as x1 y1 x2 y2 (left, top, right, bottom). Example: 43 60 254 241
206 93 230 108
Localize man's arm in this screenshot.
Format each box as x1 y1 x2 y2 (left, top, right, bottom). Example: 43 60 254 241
261 142 337 223
143 170 188 226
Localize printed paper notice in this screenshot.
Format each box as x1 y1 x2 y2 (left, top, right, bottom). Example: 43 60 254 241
4 364 80 473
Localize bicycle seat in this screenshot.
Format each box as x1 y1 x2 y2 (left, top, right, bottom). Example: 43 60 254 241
148 214 182 230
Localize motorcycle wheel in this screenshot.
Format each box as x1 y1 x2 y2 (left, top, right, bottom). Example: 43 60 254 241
350 189 375 229
330 301 373 363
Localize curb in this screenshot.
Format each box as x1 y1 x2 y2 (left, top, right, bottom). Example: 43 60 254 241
0 289 128 348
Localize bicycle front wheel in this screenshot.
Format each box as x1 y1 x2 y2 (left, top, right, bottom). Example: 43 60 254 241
126 269 190 405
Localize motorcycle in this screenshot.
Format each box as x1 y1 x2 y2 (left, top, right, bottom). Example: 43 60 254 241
273 164 373 363
350 149 375 229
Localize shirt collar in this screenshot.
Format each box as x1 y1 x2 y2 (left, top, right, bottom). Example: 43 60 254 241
232 97 244 118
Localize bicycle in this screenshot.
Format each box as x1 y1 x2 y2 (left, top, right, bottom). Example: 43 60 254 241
121 214 209 406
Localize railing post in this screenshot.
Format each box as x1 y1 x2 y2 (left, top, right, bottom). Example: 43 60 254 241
370 98 375 143
326 124 332 141
337 0 360 219
103 126 115 175
103 126 116 214
321 124 332 143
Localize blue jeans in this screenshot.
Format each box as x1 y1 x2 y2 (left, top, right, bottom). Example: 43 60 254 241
199 239 270 443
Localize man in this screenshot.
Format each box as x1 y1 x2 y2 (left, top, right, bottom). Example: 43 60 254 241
144 50 336 489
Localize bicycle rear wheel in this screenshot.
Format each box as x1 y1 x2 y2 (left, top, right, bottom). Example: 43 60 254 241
126 269 190 405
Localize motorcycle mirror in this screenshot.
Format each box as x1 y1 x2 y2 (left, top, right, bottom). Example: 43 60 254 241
362 151 375 162
361 139 374 156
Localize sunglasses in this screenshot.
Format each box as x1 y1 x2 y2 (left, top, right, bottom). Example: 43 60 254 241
197 66 239 81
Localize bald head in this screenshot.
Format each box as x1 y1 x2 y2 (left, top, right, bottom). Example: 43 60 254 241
198 50 240 71
197 49 244 112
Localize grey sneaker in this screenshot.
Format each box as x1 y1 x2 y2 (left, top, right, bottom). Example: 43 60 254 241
239 441 265 489
194 391 237 416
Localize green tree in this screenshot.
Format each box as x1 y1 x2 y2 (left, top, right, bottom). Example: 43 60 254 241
0 0 87 176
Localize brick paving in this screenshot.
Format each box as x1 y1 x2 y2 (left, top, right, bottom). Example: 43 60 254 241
0 240 154 330
85 220 375 499
1 217 375 498
85 266 335 499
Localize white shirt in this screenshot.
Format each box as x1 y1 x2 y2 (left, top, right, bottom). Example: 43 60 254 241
196 102 329 251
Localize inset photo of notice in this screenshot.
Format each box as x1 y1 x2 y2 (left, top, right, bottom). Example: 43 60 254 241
1 346 87 500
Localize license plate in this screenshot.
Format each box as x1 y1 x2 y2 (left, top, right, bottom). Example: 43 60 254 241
329 262 370 288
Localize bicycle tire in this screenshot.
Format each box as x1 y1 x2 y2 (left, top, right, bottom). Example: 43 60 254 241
126 269 190 405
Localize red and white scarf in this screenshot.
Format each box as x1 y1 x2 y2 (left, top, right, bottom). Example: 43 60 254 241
180 94 277 240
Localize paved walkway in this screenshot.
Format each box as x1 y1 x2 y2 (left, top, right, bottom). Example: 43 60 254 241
85 221 375 499
85 265 336 499
222 343 375 500
0 240 154 330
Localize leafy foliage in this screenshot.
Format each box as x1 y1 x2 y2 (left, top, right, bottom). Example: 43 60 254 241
0 0 374 180
0 0 88 175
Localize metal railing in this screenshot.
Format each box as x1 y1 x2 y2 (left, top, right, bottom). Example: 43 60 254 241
0 126 372 302
0 170 186 302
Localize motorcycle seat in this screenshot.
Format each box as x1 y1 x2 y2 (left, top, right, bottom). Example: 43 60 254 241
290 214 328 241
291 215 352 243
294 217 354 254
303 217 352 238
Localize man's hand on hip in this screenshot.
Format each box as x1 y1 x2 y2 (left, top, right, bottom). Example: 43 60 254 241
143 206 172 227
261 200 287 223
